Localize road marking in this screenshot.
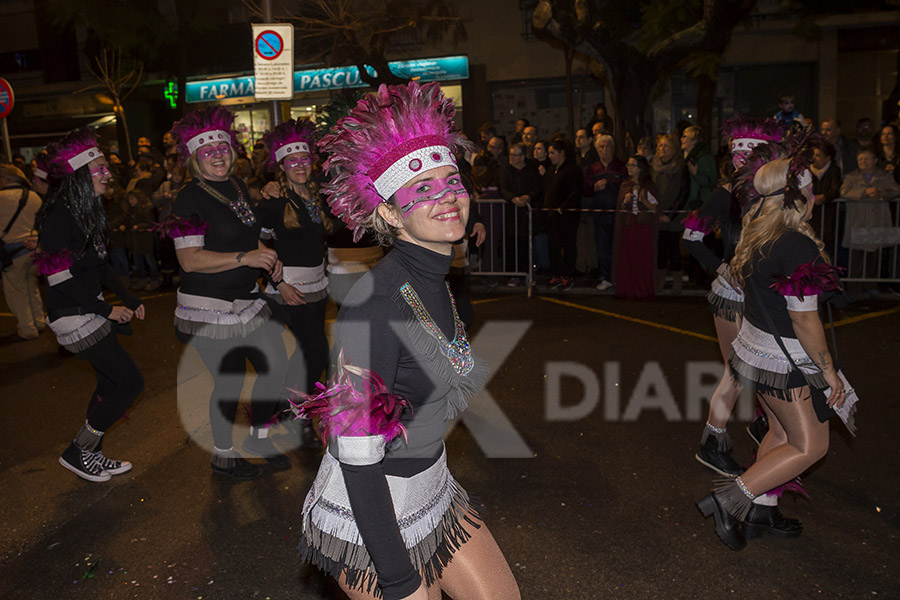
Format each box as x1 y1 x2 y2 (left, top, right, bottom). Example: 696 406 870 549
538 296 719 342
829 305 900 328
472 297 508 305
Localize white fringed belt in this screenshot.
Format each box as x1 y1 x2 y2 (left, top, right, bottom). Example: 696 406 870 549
47 292 112 352
265 262 329 303
706 274 744 321
174 290 270 339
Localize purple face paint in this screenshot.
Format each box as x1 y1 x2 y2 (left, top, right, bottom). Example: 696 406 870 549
395 175 468 217
284 155 312 169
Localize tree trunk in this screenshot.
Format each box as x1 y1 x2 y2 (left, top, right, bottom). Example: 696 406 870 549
564 47 574 141
116 102 133 164
697 73 716 145
611 65 654 160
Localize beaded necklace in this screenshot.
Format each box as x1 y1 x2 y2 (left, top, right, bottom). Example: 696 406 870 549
287 186 323 224
196 177 256 227
399 282 474 376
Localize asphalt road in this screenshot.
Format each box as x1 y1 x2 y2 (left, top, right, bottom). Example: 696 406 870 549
1 285 898 599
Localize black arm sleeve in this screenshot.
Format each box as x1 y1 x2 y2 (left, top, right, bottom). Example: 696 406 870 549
334 297 422 599
683 187 730 275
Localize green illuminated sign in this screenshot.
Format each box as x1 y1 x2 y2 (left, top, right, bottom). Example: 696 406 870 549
164 82 178 108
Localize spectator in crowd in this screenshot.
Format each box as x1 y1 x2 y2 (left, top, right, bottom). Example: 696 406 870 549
682 125 716 209
820 118 854 176
583 134 627 290
544 139 583 289
591 121 605 140
162 131 176 157
810 139 842 255
587 102 614 135
652 133 690 293
136 135 165 166
534 139 551 176
500 142 543 286
522 125 538 158
472 136 506 195
849 117 875 157
1 164 45 339
773 92 804 127
875 124 900 183
840 147 900 295
107 152 127 183
478 122 498 150
511 118 529 144
152 165 188 288
612 155 658 300
636 137 654 162
30 152 51 198
574 128 597 167
12 155 32 182
104 182 130 280
123 190 159 291
125 158 157 198
246 141 271 203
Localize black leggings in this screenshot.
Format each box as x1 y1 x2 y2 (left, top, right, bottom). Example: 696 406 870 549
191 319 288 449
80 332 144 432
284 299 329 395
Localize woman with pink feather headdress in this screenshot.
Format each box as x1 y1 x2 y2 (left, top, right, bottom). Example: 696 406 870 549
696 131 858 552
682 115 781 480
35 128 146 483
257 118 331 449
165 106 290 479
292 82 520 600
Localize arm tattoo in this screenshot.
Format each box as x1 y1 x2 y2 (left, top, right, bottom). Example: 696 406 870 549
816 350 833 372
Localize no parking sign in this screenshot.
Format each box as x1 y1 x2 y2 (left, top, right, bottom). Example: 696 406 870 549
0 78 14 119
252 24 294 101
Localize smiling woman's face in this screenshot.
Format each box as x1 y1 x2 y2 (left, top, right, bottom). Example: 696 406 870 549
195 142 233 182
378 164 469 255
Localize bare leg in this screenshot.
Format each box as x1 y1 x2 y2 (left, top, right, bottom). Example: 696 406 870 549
707 316 742 429
337 570 437 600
755 392 788 460
437 519 520 600
739 388 829 496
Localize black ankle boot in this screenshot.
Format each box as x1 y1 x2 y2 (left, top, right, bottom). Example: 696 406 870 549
744 504 803 539
696 435 744 477
697 493 747 551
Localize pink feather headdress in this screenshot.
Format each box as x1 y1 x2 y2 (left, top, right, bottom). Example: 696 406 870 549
46 128 104 178
169 106 239 164
733 129 821 216
262 118 317 171
722 115 781 154
318 81 474 241
288 350 409 445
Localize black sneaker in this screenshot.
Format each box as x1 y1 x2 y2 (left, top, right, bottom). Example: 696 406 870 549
59 442 111 482
747 414 769 446
210 454 263 480
91 450 133 475
695 436 743 477
243 434 292 471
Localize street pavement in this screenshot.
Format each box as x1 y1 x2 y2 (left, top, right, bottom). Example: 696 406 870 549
1 286 898 599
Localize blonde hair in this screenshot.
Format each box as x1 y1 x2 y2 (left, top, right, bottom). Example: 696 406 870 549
276 171 332 233
730 157 827 289
364 200 401 246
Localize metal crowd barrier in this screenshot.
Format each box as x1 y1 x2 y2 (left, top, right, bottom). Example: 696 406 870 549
813 197 900 283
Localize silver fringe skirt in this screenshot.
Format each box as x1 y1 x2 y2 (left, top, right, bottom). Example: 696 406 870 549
299 446 479 595
707 274 744 322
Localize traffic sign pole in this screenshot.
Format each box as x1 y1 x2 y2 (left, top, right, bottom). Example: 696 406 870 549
1 118 11 164
262 0 282 127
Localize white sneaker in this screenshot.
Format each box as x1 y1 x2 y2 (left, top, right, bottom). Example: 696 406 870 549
596 280 614 291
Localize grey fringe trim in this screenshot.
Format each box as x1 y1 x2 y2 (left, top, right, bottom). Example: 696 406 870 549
729 358 828 402
706 289 743 322
700 425 734 452
392 286 490 421
174 302 271 340
713 476 754 522
64 320 114 353
299 479 481 596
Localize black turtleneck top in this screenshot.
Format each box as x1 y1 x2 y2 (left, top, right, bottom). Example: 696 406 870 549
331 239 457 600
173 177 262 301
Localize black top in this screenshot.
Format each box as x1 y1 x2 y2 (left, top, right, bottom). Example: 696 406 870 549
332 240 471 600
500 159 544 205
39 201 141 320
173 177 262 301
544 162 584 210
742 231 822 338
256 190 325 267
683 186 740 274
